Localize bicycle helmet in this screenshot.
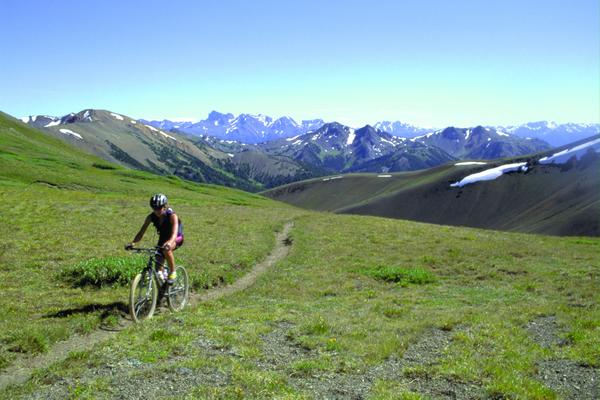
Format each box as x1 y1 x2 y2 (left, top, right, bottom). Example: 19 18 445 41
150 193 168 209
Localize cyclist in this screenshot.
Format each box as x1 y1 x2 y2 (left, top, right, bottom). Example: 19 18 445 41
127 194 184 284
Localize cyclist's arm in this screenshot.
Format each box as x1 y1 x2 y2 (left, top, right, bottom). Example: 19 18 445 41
165 213 179 249
130 215 151 246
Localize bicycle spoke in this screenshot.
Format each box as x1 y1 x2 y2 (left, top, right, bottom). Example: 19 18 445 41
135 299 148 315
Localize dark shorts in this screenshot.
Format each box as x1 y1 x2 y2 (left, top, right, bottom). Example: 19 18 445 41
158 235 184 249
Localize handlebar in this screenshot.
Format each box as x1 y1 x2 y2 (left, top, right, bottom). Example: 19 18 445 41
124 245 162 254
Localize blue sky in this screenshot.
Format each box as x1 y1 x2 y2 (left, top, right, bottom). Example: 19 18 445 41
1 0 598 127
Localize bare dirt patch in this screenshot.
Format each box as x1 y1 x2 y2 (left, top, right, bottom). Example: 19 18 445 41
256 323 486 399
536 359 599 400
527 315 600 399
526 315 565 348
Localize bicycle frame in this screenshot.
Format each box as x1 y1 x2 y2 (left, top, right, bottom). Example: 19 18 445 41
130 247 169 295
126 245 189 321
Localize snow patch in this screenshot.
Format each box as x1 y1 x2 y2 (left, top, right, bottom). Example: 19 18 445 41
497 130 509 137
130 120 137 124
410 131 436 142
110 113 124 121
322 175 343 181
45 120 61 127
539 138 600 164
346 129 356 146
380 137 397 146
160 131 177 141
450 162 527 188
286 134 301 142
455 161 487 166
377 174 392 178
145 124 159 132
227 153 234 157
59 128 83 140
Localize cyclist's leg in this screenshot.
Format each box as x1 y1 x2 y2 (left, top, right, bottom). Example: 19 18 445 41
163 236 183 280
155 249 167 278
168 236 184 271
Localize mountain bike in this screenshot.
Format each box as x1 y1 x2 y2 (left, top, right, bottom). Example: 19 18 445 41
125 246 189 322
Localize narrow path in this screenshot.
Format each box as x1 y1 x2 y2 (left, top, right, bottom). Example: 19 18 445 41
0 222 294 390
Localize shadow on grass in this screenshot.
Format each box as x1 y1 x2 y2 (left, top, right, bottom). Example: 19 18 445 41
44 301 128 319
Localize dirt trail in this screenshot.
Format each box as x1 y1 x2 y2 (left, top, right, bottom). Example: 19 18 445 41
0 222 294 391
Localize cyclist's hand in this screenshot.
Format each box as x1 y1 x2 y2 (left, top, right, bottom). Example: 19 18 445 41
162 241 174 251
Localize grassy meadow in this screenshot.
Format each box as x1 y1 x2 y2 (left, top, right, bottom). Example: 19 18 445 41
1 113 599 399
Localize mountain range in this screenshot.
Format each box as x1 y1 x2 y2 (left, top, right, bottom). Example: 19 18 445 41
138 112 598 148
25 110 598 148
20 108 599 194
141 111 324 144
411 126 550 160
495 121 600 147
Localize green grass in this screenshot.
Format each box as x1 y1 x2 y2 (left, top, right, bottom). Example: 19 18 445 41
61 256 142 287
1 112 599 399
361 265 436 285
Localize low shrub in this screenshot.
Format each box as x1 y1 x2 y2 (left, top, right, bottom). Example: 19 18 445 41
8 330 49 354
365 266 435 285
61 256 142 287
92 162 116 170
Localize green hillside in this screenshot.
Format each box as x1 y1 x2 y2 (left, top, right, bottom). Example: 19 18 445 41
1 111 599 399
35 109 261 191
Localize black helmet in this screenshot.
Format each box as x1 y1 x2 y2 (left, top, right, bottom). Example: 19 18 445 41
150 193 168 209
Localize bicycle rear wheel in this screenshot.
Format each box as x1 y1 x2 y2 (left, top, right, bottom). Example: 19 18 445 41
167 265 189 312
129 270 158 322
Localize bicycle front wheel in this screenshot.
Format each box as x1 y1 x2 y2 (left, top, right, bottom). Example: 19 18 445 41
167 265 189 312
129 270 158 322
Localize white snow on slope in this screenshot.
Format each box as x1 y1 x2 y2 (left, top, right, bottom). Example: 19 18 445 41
20 117 30 123
286 134 301 142
45 120 61 127
145 124 159 132
378 174 392 178
410 131 436 142
450 162 527 188
455 161 487 166
322 175 343 181
380 137 397 146
59 128 83 140
539 138 600 164
346 129 356 146
110 113 124 121
130 120 137 124
464 129 472 141
160 131 177 141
